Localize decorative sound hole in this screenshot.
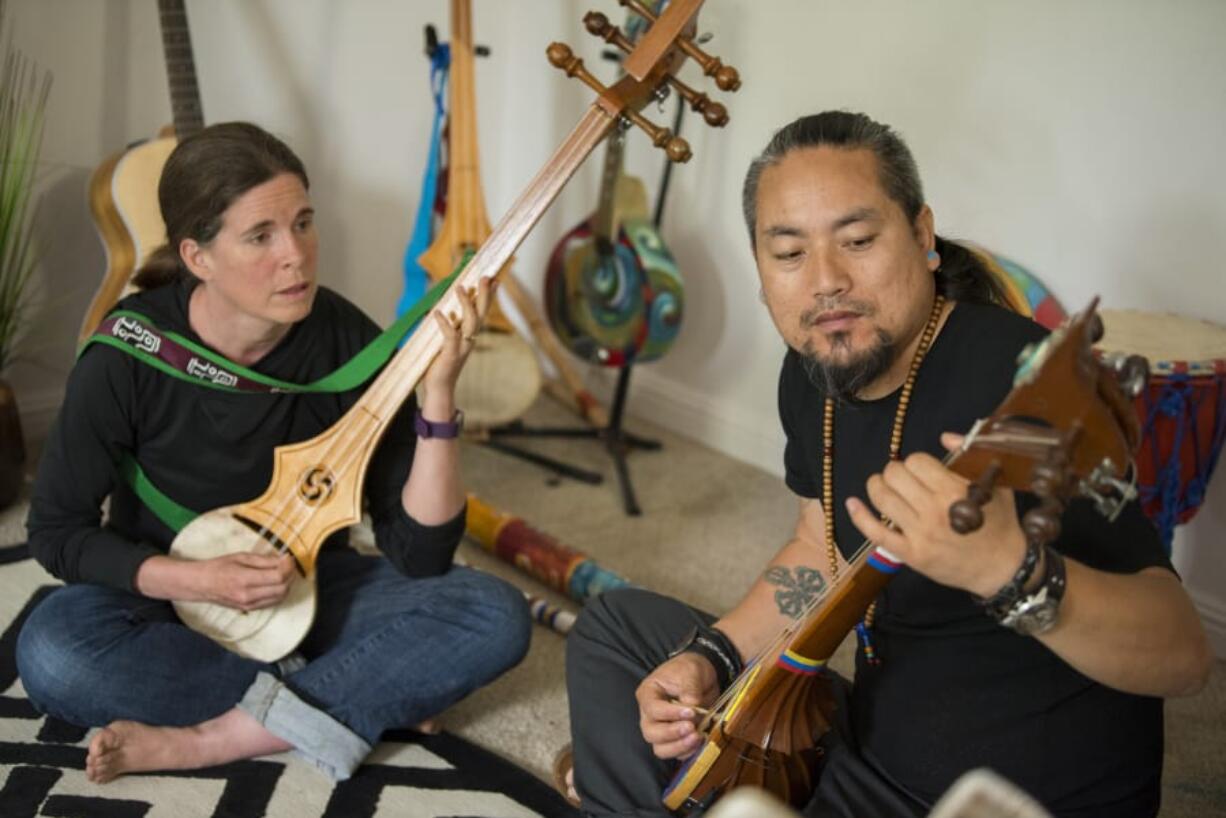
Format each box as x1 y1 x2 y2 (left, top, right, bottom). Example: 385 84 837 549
298 466 336 505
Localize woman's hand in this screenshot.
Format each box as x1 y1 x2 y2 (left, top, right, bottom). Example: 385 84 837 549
422 278 496 396
134 551 297 610
194 552 298 611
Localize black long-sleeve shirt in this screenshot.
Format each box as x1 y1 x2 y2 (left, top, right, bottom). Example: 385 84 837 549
28 279 464 591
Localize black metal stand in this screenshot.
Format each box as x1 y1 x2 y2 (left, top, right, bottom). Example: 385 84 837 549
482 101 685 515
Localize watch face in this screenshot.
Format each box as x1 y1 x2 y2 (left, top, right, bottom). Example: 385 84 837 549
1005 589 1060 636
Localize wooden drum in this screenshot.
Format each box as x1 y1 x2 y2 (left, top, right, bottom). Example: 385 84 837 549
1097 309 1226 549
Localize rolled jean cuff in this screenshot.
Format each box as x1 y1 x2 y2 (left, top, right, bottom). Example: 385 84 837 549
237 671 370 780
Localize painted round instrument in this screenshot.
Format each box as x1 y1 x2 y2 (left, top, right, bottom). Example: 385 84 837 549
966 243 1067 330
543 2 692 368
664 301 1146 812
1097 309 1226 548
167 0 736 662
544 136 684 367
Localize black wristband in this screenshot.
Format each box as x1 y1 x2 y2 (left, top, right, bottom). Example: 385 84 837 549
670 625 744 692
977 539 1042 618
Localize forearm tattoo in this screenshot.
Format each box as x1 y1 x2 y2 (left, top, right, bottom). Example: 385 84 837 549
764 565 826 619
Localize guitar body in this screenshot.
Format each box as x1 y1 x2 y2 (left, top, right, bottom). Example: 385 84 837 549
80 133 177 343
544 176 683 367
170 508 319 662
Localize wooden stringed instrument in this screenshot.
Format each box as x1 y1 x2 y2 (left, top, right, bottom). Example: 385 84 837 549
417 0 613 429
544 4 735 367
79 0 203 344
168 0 739 661
662 301 1150 812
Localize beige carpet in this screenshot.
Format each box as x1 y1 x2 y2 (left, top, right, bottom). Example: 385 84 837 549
3 394 1224 816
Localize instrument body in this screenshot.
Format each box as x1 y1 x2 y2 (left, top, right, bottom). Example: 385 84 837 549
544 107 684 367
79 0 204 343
165 0 724 661
664 301 1146 812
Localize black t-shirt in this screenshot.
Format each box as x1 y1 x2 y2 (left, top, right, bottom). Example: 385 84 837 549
779 301 1172 817
28 279 464 591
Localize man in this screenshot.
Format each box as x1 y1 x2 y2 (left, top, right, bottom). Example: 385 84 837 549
561 111 1210 818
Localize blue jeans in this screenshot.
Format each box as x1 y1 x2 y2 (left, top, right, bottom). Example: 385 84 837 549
16 548 531 779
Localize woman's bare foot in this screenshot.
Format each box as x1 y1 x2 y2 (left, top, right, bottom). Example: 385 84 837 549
86 710 292 784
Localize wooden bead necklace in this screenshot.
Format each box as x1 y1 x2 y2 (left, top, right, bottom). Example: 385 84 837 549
822 293 946 663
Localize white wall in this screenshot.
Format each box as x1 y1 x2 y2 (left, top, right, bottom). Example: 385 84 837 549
8 0 1225 649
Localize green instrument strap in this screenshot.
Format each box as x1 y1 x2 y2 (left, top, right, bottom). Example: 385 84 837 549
120 455 197 533
80 263 464 394
102 256 472 528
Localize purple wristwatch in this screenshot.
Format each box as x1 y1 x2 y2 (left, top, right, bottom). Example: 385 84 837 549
413 409 464 439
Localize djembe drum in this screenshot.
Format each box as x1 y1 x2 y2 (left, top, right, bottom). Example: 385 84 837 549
1097 310 1226 549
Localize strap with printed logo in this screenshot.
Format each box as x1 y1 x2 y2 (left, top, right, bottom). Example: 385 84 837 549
80 263 463 394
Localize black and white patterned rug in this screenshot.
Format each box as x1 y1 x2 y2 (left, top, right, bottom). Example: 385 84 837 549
0 542 578 818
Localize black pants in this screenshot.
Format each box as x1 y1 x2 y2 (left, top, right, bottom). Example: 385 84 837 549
565 588 930 818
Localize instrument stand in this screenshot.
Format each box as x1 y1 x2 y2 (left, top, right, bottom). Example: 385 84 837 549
484 101 686 516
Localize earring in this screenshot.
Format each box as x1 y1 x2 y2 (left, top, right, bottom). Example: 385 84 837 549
927 249 940 269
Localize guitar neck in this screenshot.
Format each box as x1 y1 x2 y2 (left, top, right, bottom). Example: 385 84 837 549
352 106 617 432
592 130 626 243
157 0 205 137
445 0 490 247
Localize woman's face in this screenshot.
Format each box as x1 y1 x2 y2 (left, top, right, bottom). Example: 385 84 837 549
182 172 318 328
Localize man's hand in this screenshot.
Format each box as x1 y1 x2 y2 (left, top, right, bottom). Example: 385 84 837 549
635 653 719 760
193 552 297 611
845 432 1027 598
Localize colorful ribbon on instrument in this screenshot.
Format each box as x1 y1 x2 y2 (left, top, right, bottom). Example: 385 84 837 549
464 493 634 604
397 37 451 321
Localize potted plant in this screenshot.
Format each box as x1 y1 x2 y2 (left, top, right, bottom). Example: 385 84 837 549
0 0 52 510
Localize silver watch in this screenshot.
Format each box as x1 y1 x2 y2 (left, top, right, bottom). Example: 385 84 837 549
997 546 1067 636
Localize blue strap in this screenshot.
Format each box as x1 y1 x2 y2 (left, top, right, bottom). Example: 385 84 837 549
397 42 451 320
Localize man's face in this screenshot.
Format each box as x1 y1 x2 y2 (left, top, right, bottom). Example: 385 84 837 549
185 172 319 327
753 147 937 398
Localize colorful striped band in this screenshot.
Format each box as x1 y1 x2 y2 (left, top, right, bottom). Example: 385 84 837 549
777 649 826 676
868 547 903 574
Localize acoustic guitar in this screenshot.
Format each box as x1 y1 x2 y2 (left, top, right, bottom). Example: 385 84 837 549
79 0 203 344
662 302 1149 812
168 0 739 661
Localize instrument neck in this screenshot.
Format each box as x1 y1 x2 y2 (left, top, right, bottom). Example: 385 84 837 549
787 544 894 663
445 0 489 249
349 105 616 439
157 0 204 138
592 129 626 243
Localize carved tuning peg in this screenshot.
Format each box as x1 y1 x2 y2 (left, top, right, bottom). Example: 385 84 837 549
1022 498 1063 544
624 108 692 161
949 463 1001 534
583 11 729 127
547 42 692 162
616 0 742 92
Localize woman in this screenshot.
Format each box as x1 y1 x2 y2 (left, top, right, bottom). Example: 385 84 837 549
18 122 531 783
